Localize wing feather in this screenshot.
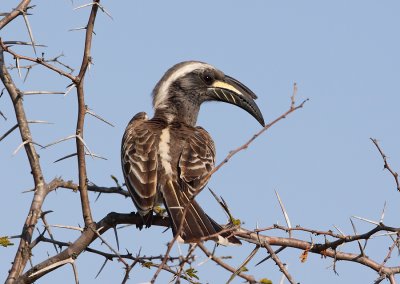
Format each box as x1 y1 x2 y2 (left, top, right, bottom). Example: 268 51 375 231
121 112 158 214
179 126 215 194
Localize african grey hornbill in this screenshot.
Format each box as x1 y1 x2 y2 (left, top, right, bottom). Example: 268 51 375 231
121 61 264 245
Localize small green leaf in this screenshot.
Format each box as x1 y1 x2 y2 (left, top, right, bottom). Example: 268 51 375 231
0 236 14 247
231 217 242 226
141 261 153 269
259 278 273 284
186 268 199 280
240 266 248 272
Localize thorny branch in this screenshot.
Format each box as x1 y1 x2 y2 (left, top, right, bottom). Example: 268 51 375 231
3 1 400 284
197 243 256 283
1 27 48 284
73 0 100 228
12 206 400 282
371 138 400 192
1 1 100 282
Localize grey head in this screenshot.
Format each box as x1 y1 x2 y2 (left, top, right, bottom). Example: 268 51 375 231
152 61 265 126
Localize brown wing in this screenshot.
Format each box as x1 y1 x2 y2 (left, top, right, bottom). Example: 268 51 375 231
178 126 215 194
121 112 158 215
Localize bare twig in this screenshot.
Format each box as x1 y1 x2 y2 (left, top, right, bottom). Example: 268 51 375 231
371 138 400 192
206 90 308 182
263 240 297 284
227 245 259 284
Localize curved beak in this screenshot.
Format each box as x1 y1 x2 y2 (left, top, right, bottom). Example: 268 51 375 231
206 75 265 126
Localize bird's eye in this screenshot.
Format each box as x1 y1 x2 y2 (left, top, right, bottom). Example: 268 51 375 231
202 73 214 85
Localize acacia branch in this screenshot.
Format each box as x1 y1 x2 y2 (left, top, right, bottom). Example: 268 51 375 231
0 40 76 81
12 205 400 283
0 0 31 30
74 0 100 228
236 227 400 278
0 38 49 284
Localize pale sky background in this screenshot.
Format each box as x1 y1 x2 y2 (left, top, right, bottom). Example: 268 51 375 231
2 1 400 283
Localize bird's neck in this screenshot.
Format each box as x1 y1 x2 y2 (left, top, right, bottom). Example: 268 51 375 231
153 103 200 126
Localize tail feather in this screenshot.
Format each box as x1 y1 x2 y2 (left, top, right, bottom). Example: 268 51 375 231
161 180 241 245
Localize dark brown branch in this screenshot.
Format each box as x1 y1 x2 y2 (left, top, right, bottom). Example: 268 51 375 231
13 206 400 283
371 138 400 192
15 212 168 283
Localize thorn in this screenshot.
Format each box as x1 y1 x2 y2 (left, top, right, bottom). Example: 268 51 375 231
86 108 115 127
349 218 365 256
0 110 6 120
64 83 76 96
227 245 259 284
0 124 18 142
53 153 77 163
68 26 88 32
22 91 65 95
113 226 120 251
20 11 37 55
73 2 114 20
76 134 94 159
50 224 83 231
71 260 79 284
275 190 292 237
53 152 106 163
380 201 387 224
3 41 47 47
95 258 109 279
352 215 380 226
333 225 346 237
15 57 22 78
13 139 31 155
44 134 76 148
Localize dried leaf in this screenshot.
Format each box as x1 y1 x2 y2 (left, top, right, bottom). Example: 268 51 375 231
300 250 308 263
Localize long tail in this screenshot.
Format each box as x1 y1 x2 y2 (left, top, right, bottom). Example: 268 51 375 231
161 180 241 245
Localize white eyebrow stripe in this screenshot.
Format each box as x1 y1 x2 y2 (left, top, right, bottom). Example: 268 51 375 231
154 62 212 109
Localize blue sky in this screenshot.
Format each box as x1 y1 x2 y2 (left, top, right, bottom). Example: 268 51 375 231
2 1 400 283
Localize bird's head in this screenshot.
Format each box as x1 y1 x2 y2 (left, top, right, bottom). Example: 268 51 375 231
153 61 265 126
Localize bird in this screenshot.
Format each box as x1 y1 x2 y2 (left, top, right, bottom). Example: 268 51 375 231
121 61 264 245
